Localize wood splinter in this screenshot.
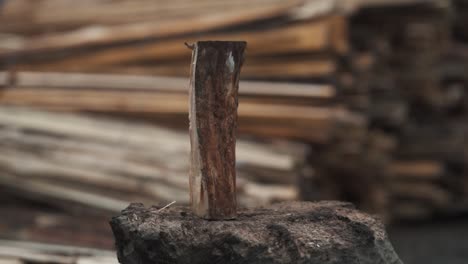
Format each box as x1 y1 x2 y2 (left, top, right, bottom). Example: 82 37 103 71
188 41 246 220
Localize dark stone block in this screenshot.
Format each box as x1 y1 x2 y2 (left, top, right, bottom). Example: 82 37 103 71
110 201 402 264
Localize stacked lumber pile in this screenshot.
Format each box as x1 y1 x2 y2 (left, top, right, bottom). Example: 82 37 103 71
0 0 467 224
0 106 310 246
0 0 364 212
0 0 348 80
0 71 354 143
0 106 307 210
0 0 363 246
0 195 115 249
0 239 117 264
317 0 468 221
454 0 468 42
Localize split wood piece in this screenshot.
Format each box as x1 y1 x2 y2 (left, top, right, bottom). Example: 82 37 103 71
110 201 402 264
188 41 246 219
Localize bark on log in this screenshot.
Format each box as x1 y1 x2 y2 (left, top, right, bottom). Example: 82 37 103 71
110 201 403 264
188 41 246 219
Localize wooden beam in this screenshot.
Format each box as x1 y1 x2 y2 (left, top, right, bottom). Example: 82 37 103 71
189 41 246 219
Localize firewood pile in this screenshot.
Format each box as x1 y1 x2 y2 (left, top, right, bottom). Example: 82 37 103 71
0 0 348 79
454 0 468 42
0 71 352 142
309 0 468 221
0 107 306 209
0 194 116 249
0 239 118 263
0 0 466 234
0 106 309 247
371 0 468 220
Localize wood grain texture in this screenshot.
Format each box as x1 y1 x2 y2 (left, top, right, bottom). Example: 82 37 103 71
189 41 246 219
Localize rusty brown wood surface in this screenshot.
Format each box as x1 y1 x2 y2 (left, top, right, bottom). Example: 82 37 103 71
188 41 246 219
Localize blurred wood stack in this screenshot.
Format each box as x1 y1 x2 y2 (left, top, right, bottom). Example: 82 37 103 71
0 0 363 143
0 0 347 80
0 106 308 246
0 0 467 225
0 0 360 247
454 0 468 42
0 239 118 263
0 71 351 142
0 106 306 209
0 193 116 249
310 0 468 221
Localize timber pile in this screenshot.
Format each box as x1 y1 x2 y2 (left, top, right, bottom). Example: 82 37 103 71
0 0 348 80
0 0 467 224
295 0 468 222
0 106 306 211
0 0 363 179
454 0 468 42
0 71 352 143
0 0 428 79
0 239 117 264
318 0 468 221
0 106 310 246
0 195 115 249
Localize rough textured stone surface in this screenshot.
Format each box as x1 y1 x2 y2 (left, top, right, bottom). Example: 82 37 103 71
110 201 402 264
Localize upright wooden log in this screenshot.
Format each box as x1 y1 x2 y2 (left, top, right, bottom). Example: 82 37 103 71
188 41 246 219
